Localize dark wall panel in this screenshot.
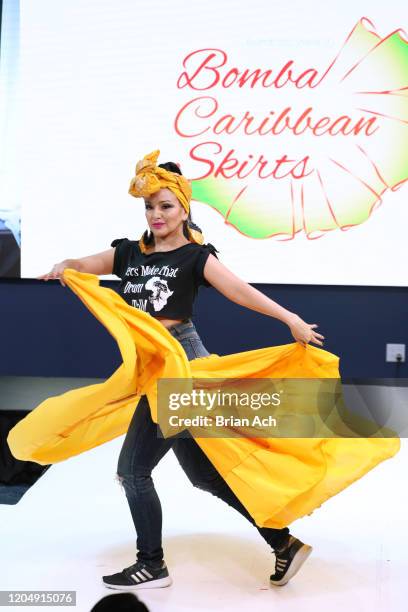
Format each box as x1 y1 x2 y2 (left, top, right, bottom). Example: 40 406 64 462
0 280 407 379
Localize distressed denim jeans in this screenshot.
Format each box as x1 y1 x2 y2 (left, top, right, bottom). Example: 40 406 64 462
117 319 289 566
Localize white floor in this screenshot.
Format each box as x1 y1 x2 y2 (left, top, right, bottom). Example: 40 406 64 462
1 435 407 612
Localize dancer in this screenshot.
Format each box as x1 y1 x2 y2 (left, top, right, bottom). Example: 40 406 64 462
39 150 325 590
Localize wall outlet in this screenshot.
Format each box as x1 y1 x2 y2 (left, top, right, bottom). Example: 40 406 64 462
386 343 406 363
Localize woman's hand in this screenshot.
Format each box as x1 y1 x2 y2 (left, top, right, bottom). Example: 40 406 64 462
37 260 76 287
287 314 325 347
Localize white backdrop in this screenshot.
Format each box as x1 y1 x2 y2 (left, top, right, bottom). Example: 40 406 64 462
17 0 408 285
0 0 20 244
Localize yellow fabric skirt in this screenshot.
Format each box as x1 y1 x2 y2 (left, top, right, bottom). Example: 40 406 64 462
7 270 400 528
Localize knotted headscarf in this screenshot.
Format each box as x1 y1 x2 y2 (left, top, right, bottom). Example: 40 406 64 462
129 150 204 250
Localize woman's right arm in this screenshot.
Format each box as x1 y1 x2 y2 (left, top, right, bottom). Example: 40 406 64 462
37 248 115 286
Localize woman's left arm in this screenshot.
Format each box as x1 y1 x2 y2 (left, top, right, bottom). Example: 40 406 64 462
202 255 325 347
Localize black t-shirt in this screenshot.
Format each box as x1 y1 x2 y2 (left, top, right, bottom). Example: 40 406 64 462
111 238 219 319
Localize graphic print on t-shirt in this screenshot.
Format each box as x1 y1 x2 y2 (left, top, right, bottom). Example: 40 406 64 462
123 263 179 312
112 238 217 318
145 276 174 311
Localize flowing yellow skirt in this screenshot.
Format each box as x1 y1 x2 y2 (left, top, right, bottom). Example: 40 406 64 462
7 270 400 528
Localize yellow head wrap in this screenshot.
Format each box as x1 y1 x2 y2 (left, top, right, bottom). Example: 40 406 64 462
128 150 204 250
129 149 191 213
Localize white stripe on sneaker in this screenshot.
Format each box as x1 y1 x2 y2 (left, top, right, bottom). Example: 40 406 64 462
141 569 153 579
271 544 313 586
135 571 148 581
131 574 141 583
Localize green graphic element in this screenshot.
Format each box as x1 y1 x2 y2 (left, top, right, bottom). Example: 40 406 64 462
191 21 408 240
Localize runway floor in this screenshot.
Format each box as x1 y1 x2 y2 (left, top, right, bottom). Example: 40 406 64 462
1 432 406 612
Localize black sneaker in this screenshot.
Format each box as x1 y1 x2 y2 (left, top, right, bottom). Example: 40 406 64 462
270 536 312 586
102 560 172 590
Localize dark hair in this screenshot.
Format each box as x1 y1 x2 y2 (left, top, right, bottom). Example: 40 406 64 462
141 161 203 247
159 161 182 175
90 592 149 611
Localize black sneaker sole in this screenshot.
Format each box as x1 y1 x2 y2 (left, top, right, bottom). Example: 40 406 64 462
102 576 172 590
270 544 313 587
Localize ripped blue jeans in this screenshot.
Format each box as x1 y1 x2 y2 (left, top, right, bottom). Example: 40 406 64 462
117 319 289 566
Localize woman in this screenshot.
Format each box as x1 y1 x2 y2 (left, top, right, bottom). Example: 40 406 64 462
39 150 324 590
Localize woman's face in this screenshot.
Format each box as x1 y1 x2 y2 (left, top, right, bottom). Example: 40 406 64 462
144 188 188 239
